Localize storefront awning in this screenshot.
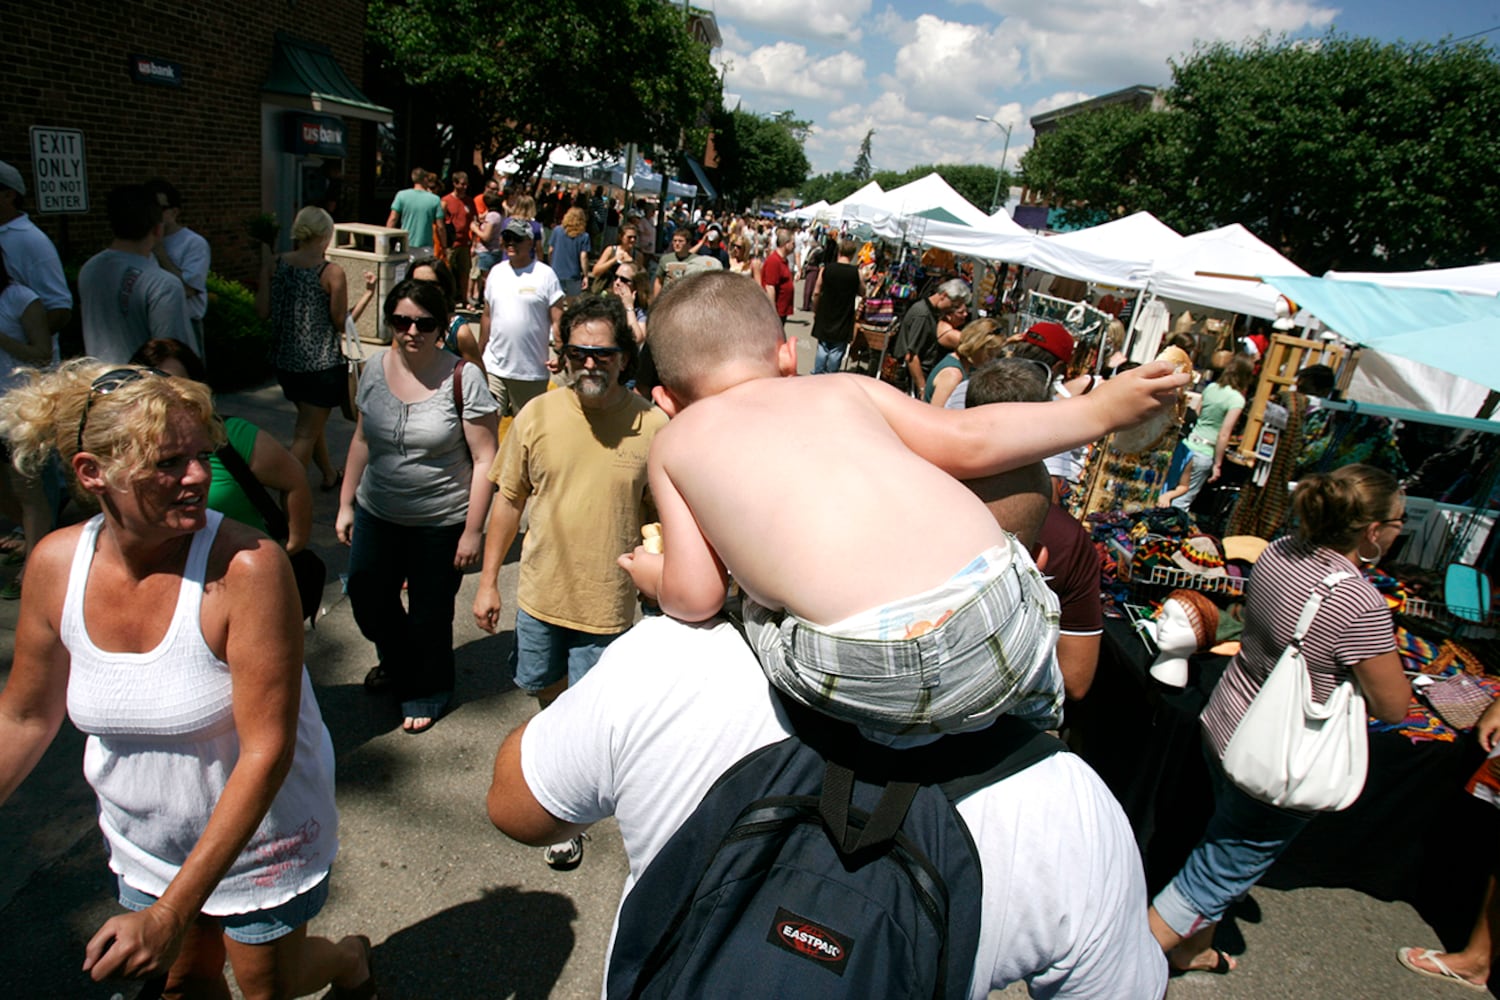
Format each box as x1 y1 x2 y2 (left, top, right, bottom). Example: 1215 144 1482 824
684 155 716 201
263 33 392 124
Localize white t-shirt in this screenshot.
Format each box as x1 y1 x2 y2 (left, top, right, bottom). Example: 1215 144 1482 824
161 227 211 321
522 615 1167 1000
482 259 563 380
0 283 41 390
0 212 72 312
78 248 195 363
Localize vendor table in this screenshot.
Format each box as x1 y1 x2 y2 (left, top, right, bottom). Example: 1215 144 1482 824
1076 620 1496 937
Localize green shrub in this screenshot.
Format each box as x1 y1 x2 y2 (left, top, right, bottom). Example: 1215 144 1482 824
203 272 273 391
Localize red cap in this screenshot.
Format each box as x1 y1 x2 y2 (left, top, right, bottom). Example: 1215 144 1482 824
1022 321 1075 364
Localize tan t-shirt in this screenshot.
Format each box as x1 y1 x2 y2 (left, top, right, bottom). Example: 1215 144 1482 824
492 387 667 633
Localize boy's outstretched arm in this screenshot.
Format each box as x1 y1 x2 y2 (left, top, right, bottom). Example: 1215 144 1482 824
617 445 729 622
851 360 1189 479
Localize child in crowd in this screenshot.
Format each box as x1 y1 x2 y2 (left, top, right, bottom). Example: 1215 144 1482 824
618 272 1188 733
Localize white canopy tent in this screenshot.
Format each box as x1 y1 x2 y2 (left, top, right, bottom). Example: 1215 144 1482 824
1024 212 1185 289
1142 224 1307 319
789 199 833 222
842 173 992 234
893 210 1037 264
828 181 885 220
1326 262 1500 297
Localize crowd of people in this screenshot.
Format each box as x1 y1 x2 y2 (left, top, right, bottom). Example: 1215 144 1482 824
0 154 1487 998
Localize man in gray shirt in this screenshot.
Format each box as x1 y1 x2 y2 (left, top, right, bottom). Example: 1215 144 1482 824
78 185 195 363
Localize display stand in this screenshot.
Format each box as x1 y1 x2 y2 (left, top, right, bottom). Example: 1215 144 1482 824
1236 332 1348 462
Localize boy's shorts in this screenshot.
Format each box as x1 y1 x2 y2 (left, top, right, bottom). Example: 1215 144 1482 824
743 538 1063 735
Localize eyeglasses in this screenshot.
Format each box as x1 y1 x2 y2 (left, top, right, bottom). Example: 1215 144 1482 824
76 367 168 453
1382 512 1409 526
388 314 441 334
563 345 623 364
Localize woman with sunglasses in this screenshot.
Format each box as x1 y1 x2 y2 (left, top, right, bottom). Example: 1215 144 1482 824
606 264 649 345
1148 463 1411 975
0 360 373 998
337 279 498 734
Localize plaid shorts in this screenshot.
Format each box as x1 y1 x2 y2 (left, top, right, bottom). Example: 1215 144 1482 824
743 543 1063 735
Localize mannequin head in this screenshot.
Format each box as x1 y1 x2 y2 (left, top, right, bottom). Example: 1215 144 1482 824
1148 589 1220 687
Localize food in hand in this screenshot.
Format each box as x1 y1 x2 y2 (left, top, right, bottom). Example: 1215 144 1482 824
1157 345 1193 373
641 522 663 555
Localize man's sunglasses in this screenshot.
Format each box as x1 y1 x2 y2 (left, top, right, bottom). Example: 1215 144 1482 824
563 345 622 364
388 314 441 334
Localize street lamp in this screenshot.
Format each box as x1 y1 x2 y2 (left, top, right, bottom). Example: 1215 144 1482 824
975 114 1013 214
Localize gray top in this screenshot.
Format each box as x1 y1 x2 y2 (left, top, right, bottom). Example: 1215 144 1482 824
354 351 498 526
78 249 195 362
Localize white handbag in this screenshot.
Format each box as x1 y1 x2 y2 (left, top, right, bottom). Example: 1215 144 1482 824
1220 571 1369 812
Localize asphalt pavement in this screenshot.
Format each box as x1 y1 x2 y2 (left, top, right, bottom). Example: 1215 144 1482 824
0 293 1484 998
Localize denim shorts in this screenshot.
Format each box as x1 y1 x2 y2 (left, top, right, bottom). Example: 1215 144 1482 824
117 873 330 945
510 608 623 693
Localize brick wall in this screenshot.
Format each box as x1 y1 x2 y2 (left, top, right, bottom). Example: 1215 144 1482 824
0 0 371 285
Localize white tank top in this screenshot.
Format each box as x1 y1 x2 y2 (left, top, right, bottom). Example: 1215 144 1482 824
63 511 339 914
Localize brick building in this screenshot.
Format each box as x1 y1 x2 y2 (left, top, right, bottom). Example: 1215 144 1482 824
0 0 389 286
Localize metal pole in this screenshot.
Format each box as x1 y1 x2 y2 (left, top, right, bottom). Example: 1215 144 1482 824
975 115 1013 213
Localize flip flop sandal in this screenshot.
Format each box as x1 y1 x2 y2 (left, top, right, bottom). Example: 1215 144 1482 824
401 693 452 735
1169 949 1234 977
1397 947 1489 991
363 665 393 693
331 934 378 1000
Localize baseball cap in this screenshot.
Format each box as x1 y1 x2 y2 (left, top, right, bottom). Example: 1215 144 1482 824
501 218 533 241
705 227 722 241
0 161 26 196
1021 321 1075 364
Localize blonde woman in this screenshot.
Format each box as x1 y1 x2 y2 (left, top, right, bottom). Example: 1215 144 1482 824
0 361 372 998
924 318 1007 408
256 206 346 492
548 206 591 297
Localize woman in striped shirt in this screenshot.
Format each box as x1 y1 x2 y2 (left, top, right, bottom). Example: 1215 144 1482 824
1148 463 1413 975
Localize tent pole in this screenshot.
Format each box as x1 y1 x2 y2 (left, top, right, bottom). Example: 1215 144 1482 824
1123 289 1152 359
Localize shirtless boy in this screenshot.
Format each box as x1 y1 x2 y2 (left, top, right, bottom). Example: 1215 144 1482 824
618 272 1188 733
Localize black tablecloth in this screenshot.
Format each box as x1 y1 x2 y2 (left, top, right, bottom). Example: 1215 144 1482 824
1076 620 1495 936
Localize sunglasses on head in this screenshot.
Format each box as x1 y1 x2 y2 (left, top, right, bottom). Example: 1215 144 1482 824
76 367 169 453
563 345 622 364
388 314 441 334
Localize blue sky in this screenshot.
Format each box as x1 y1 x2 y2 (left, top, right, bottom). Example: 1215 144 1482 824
708 0 1500 179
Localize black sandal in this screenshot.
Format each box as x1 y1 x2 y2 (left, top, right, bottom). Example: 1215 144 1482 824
363 665 393 693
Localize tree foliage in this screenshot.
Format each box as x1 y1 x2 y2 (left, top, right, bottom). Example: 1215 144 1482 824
1020 34 1500 272
714 109 811 204
368 0 720 182
853 129 875 182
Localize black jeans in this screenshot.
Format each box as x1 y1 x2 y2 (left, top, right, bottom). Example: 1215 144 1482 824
347 505 464 702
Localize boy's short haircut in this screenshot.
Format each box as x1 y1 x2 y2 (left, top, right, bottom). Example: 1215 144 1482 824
838 238 858 258
966 358 1053 407
649 271 782 399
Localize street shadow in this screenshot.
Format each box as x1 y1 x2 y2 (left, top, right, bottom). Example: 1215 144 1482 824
371 884 577 999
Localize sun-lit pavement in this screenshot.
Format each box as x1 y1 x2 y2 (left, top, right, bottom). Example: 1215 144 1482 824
0 288 1476 998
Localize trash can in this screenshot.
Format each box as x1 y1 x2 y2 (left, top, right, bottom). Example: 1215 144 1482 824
326 223 407 344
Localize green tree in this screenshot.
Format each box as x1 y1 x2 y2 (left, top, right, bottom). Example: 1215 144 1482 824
853 129 875 182
716 109 811 204
1020 34 1500 272
368 0 720 182
1019 104 1183 230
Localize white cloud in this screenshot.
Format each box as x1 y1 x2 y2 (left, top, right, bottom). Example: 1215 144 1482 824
878 15 1025 116
960 0 1338 84
714 0 871 42
717 41 867 102
804 90 1038 175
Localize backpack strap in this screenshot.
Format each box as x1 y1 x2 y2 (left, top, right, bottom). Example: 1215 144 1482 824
216 433 290 542
452 358 466 416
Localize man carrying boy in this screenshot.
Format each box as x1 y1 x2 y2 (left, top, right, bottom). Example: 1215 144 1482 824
618 271 1186 734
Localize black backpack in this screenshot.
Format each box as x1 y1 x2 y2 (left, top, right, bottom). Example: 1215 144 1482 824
605 693 1067 999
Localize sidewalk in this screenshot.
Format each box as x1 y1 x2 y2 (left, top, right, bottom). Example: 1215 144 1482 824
0 293 1474 998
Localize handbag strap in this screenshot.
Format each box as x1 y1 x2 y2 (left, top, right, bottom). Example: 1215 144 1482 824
215 434 290 542
1290 571 1354 647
